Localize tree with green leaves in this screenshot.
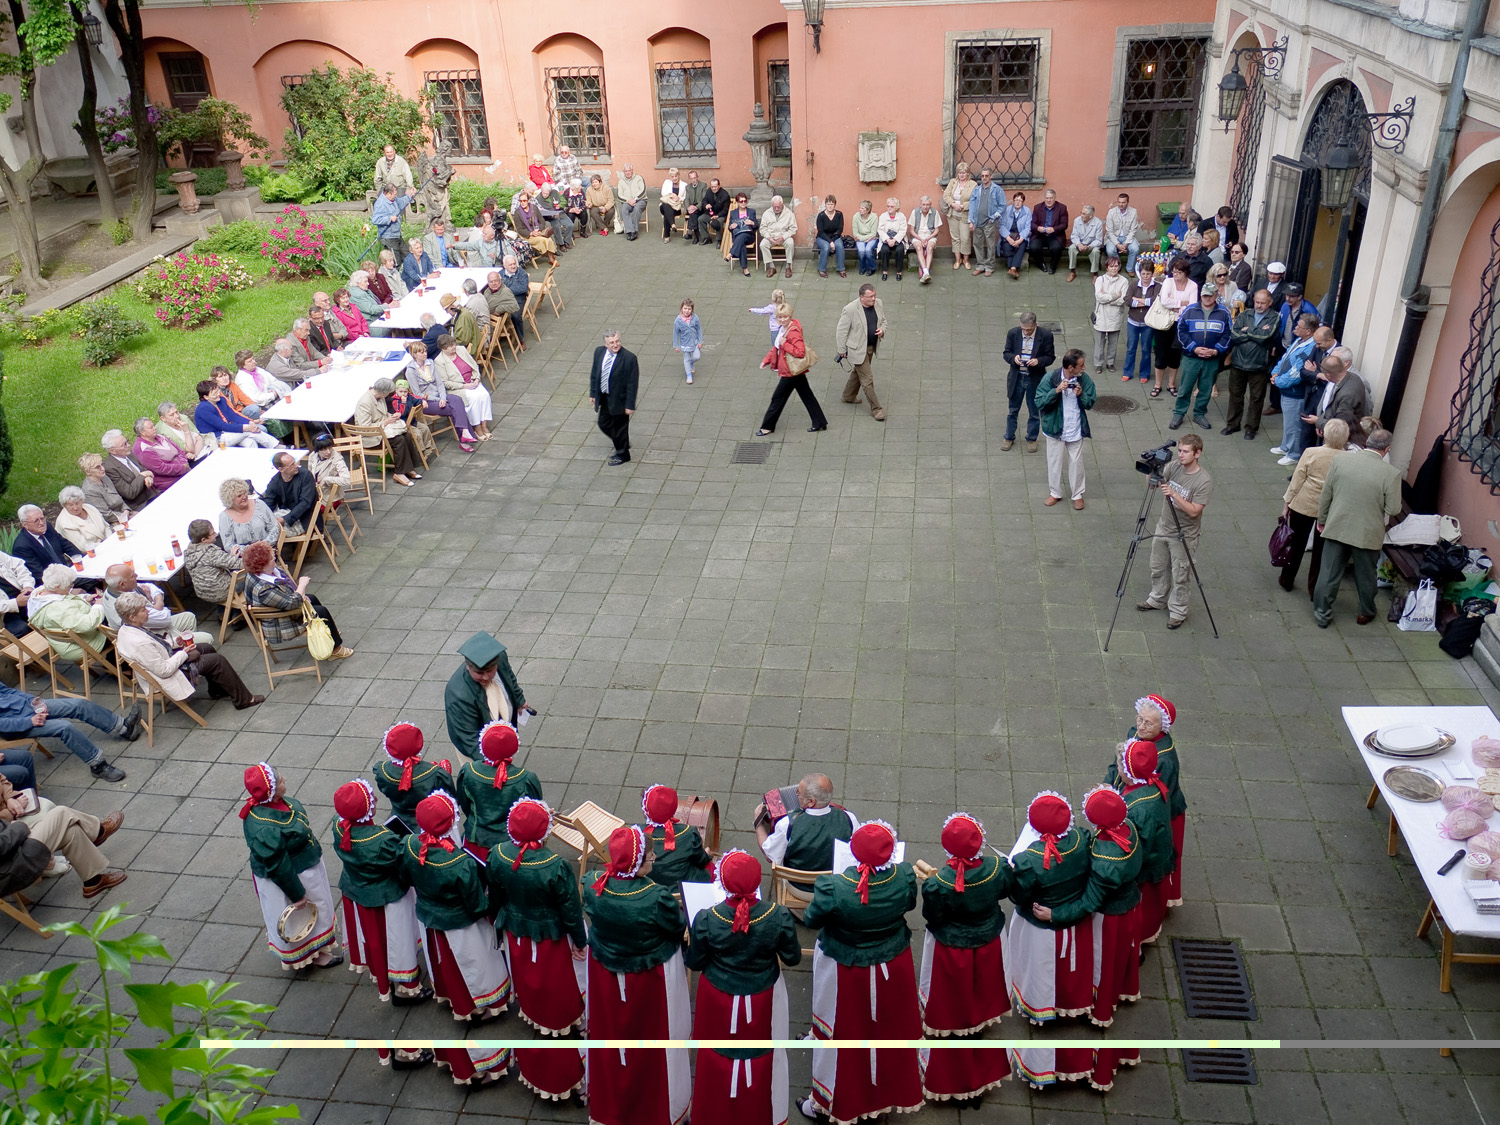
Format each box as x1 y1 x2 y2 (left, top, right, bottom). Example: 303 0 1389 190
280 65 426 202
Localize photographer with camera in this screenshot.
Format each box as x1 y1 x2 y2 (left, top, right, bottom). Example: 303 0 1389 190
1036 349 1096 509
1136 434 1213 629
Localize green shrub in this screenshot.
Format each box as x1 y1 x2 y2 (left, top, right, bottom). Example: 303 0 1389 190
15 305 84 344
279 66 426 202
252 169 330 205
76 298 147 366
0 353 12 500
109 217 132 245
196 218 272 256
448 177 518 226
320 214 383 279
155 166 228 196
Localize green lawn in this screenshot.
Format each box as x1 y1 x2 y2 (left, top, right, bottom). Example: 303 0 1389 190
1 266 318 517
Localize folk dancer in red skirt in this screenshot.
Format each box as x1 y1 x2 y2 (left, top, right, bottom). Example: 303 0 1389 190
240 762 342 971
373 1045 510 1084
373 721 455 825
685 849 802 1125
641 783 716 895
458 721 543 855
1005 792 1094 1089
331 778 429 1003
799 820 923 1124
1112 740 1173 945
583 825 692 1125
401 792 513 1039
1132 694 1184 907
1030 785 1144 1092
918 812 1012 1105
487 797 587 1102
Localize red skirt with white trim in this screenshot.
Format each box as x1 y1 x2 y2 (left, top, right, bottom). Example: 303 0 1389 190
1090 1047 1141 1092
436 1045 512 1085
691 975 789 1125
507 931 586 1100
918 931 1009 1035
1005 913 1094 1024
808 945 924 1125
585 950 691 1125
424 921 511 1019
1090 906 1142 1026
1137 878 1169 945
1166 813 1185 907
340 890 422 998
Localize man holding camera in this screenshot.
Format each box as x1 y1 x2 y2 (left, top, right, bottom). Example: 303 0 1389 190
1002 311 1055 452
1136 435 1213 629
1036 349 1096 509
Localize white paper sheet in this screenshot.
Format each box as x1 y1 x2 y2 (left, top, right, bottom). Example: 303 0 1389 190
831 838 905 874
681 881 727 925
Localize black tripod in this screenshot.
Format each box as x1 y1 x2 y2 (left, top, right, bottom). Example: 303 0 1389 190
1103 474 1220 651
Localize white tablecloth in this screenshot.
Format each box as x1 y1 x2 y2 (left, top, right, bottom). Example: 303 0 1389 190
260 351 408 426
375 268 492 330
75 447 298 579
1344 705 1500 940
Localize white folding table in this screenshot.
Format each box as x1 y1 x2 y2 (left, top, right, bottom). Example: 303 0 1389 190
260 352 408 445
373 268 492 330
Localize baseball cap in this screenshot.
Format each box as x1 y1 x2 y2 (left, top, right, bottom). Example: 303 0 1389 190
1200 281 1218 296
1284 282 1304 296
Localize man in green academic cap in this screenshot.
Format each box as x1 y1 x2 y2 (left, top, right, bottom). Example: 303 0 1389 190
444 632 531 759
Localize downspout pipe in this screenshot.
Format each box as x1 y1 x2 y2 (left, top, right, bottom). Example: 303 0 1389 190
1379 0 1492 429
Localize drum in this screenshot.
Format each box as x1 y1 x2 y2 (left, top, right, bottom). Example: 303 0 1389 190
674 795 720 854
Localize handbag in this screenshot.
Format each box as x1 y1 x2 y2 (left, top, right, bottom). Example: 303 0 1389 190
1397 578 1438 632
302 600 335 660
1268 515 1295 568
1144 297 1175 331
786 343 819 377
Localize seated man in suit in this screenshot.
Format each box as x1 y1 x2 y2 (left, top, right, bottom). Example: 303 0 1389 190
11 506 103 590
100 430 156 505
267 337 319 386
754 772 859 881
100 563 210 644
113 592 261 710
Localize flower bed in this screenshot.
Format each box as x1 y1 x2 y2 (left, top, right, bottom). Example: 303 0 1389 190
135 251 255 329
261 204 327 280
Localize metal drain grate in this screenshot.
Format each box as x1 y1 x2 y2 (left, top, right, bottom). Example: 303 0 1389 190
1172 938 1258 1020
1181 1049 1258 1085
731 442 772 465
1091 394 1139 415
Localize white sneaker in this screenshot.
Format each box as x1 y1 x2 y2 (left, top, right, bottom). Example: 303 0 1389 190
1269 446 1285 456
686 374 693 384
43 853 71 877
1277 455 1296 466
799 1097 821 1120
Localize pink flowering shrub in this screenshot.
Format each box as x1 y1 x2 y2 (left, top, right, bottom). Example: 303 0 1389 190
261 204 327 279
136 251 253 329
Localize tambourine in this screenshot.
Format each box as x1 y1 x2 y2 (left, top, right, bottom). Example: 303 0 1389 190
278 901 318 943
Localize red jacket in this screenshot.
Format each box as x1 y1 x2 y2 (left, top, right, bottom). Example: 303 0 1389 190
762 320 806 377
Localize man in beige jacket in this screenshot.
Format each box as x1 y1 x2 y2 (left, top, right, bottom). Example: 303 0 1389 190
1313 428 1402 628
835 284 888 421
759 195 798 278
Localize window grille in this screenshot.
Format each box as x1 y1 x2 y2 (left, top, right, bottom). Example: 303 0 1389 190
656 62 715 157
1449 210 1500 493
768 60 791 158
1116 37 1208 179
953 40 1041 184
425 69 490 158
546 67 610 157
1226 57 1266 224
280 74 309 140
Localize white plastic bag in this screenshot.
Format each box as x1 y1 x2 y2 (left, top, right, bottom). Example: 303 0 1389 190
1385 514 1440 546
1397 578 1438 632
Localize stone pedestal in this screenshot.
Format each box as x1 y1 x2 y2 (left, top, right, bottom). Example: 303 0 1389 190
742 103 776 212
168 170 201 214
1474 615 1500 691
219 150 247 191
165 210 223 238
212 186 261 223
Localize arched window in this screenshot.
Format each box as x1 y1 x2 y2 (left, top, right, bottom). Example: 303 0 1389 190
412 40 490 157
650 29 714 159
536 35 610 158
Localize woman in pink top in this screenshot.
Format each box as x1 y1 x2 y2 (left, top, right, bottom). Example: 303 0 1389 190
332 287 369 342
131 417 191 489
1153 258 1198 397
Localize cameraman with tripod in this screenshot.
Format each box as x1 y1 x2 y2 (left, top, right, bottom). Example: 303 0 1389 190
1136 434 1213 630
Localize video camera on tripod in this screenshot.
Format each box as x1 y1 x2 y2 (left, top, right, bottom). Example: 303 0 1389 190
1135 440 1176 481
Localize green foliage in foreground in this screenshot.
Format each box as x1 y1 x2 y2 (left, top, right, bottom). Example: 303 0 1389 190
0 905 298 1125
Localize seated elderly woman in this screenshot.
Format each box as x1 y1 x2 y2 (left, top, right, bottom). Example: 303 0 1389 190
155 401 210 463
401 237 437 290
585 173 614 237
131 417 191 490
182 518 242 606
27 564 108 666
404 341 479 451
54 486 111 552
566 178 588 237
360 259 393 305
353 377 423 487
332 286 371 342
377 248 409 301
347 272 392 338
309 432 351 496
234 350 293 414
511 190 557 257
432 334 494 441
113 590 263 709
217 478 281 556
194 378 280 449
240 541 353 659
78 453 131 526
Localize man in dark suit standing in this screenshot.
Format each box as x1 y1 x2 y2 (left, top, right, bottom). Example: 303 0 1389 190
1001 312 1055 452
588 329 639 466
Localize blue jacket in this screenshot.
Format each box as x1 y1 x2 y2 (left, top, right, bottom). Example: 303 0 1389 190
373 192 412 239
968 183 1006 225
1270 334 1320 396
1175 303 1233 356
194 397 254 438
401 251 434 290
998 204 1031 241
672 314 702 351
0 682 42 735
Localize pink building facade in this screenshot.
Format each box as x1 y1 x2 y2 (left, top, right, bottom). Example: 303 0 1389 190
140 0 1217 242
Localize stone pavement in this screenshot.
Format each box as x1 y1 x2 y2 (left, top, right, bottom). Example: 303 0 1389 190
4 233 1499 1124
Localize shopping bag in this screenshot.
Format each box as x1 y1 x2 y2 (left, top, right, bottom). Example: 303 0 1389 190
302 601 335 660
1269 515 1295 568
1397 578 1438 632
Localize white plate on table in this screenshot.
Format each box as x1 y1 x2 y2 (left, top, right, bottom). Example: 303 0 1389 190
1368 723 1455 757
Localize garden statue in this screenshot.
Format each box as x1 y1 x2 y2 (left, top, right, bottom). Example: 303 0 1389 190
417 144 455 227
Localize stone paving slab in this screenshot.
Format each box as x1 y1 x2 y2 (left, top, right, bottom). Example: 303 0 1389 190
5 231 1500 1124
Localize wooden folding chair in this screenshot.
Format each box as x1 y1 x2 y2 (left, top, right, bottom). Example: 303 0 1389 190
320 481 361 556
541 263 566 317
770 863 831 920
217 575 251 644
275 498 338 579
245 604 324 693
521 285 545 343
0 734 52 761
123 659 207 748
330 436 373 512
723 221 757 269
341 423 394 492
474 316 504 383
549 800 625 882
0 891 49 937
410 400 456 451
0 627 71 695
495 313 523 366
35 625 123 707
